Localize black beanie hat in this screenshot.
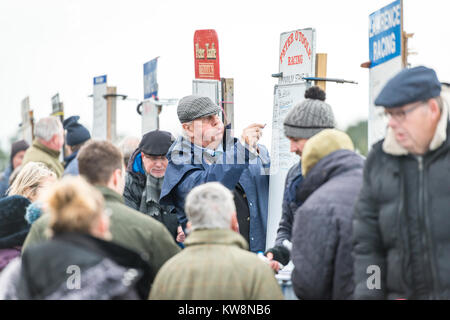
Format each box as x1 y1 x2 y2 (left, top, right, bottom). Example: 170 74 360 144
10 140 29 165
0 195 31 248
63 116 91 147
139 130 174 156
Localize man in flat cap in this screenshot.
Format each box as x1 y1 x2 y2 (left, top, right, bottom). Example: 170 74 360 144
353 66 450 299
160 95 270 253
124 130 184 245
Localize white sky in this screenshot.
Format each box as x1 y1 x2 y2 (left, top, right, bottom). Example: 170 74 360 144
1 0 449 152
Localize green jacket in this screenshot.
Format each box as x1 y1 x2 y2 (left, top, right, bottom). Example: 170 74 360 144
22 140 64 178
23 186 181 282
149 229 284 300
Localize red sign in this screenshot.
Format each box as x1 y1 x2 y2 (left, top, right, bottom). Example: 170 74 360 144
194 29 220 80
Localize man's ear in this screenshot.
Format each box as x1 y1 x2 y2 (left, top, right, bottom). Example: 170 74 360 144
182 123 194 138
429 98 441 120
50 134 59 147
111 168 120 186
230 212 239 233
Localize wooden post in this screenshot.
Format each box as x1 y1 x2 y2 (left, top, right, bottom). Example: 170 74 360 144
315 53 327 92
29 110 35 141
221 78 234 130
106 86 117 142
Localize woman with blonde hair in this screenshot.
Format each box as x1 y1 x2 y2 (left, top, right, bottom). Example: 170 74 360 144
0 176 151 300
7 161 57 202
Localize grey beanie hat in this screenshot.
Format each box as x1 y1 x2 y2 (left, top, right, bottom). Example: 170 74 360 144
283 87 335 139
177 95 221 123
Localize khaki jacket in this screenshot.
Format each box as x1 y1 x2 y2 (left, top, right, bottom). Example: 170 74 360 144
22 140 64 178
149 228 284 300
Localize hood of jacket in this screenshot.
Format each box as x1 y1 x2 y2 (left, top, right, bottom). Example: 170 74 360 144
126 148 146 186
297 149 364 203
20 232 152 299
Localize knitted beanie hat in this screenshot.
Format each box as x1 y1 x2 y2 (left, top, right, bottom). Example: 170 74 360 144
63 116 91 147
283 86 335 139
301 129 354 177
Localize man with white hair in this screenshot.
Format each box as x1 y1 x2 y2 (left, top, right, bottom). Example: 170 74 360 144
149 182 284 300
22 116 64 178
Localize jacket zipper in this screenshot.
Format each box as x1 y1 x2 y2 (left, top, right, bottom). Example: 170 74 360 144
417 156 439 299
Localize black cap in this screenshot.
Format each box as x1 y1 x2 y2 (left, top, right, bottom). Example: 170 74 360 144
375 66 441 108
139 130 174 156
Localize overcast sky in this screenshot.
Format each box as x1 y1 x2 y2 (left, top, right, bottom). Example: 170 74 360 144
1 0 449 152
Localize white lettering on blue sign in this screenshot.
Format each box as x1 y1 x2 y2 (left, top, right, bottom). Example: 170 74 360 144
93 75 107 85
143 58 158 99
369 0 401 68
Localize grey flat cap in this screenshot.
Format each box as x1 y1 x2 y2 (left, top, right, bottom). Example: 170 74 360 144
177 95 221 123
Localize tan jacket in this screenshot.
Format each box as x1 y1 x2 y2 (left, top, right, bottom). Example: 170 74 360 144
149 228 284 300
22 140 64 178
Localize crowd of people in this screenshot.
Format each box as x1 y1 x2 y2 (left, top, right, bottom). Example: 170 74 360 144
0 65 448 300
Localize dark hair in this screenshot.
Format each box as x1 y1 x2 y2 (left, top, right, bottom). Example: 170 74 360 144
305 86 326 101
69 142 86 153
78 140 123 185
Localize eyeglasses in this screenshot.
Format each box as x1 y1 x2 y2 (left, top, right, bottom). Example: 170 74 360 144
142 154 166 161
383 101 427 122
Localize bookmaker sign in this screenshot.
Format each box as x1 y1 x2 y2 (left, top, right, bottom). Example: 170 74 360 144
369 0 402 68
194 29 220 80
279 28 316 84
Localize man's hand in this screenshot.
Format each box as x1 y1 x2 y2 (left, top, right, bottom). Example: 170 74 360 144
241 123 265 152
266 252 281 272
176 226 185 243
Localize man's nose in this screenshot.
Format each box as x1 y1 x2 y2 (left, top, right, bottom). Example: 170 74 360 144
290 141 297 153
388 116 399 129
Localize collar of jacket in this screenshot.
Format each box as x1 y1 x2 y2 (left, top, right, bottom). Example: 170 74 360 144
383 101 449 156
63 150 78 166
33 139 61 158
95 185 124 204
184 228 249 250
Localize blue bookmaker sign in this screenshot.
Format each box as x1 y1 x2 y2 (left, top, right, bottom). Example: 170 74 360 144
143 58 158 99
369 0 402 68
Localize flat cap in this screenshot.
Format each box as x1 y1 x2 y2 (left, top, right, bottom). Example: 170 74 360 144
139 130 174 156
177 95 221 123
375 66 441 108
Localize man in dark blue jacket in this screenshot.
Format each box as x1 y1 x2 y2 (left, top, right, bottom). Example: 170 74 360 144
160 95 270 253
265 87 335 270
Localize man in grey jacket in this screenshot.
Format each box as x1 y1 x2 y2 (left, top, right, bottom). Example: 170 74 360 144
353 66 450 299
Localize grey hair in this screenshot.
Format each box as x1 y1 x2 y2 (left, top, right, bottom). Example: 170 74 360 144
185 182 235 230
118 136 140 165
34 116 63 141
435 96 444 112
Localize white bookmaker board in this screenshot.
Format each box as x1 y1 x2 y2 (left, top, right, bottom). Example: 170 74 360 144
266 82 309 250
